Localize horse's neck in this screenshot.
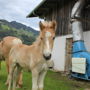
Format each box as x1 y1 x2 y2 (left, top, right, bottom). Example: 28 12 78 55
33 39 43 54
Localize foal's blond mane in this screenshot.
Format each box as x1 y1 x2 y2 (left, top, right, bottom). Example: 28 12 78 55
32 33 42 46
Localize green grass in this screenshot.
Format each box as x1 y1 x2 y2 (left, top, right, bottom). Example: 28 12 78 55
0 62 90 90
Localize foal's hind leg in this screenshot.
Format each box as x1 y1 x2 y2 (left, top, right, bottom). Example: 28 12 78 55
6 58 9 73
12 67 17 90
12 66 22 90
17 71 23 88
5 58 10 85
38 70 47 90
8 63 16 90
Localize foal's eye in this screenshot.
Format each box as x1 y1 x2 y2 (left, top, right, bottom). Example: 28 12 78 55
53 37 55 40
40 37 43 40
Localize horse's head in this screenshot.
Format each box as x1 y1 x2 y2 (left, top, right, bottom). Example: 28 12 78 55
39 20 57 60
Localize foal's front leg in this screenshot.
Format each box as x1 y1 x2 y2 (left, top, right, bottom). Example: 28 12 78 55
5 58 10 85
32 69 39 90
38 70 47 90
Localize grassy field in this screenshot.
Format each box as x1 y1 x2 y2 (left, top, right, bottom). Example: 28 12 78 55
0 62 90 90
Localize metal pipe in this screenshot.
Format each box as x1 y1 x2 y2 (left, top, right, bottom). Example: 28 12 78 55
71 0 85 41
71 0 85 18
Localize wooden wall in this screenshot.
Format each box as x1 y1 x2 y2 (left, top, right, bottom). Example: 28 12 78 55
44 0 90 36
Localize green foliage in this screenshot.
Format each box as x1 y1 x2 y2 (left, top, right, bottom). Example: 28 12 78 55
0 23 37 45
1 24 10 30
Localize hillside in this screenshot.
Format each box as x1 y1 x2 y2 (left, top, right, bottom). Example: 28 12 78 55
0 19 39 45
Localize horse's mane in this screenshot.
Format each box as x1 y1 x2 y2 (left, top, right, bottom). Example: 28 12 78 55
32 34 41 46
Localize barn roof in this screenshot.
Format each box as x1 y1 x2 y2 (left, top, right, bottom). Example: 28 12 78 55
27 0 90 18
27 0 73 18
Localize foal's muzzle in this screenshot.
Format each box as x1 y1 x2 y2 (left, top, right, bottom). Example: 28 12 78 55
43 54 51 60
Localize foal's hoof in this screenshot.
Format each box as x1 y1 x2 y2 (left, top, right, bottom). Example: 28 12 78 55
49 67 53 69
5 81 9 86
16 84 23 88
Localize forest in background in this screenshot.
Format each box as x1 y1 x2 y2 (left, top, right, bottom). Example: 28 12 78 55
0 19 39 45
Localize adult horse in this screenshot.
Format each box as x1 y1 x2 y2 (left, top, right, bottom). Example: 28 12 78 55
0 36 23 87
8 20 57 90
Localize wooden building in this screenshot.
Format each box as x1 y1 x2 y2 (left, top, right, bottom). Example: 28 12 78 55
27 0 90 72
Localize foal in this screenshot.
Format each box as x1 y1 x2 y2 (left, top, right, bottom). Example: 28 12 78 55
0 36 23 87
8 21 57 90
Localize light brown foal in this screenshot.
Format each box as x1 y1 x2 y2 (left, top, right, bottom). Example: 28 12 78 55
8 21 57 90
0 36 23 87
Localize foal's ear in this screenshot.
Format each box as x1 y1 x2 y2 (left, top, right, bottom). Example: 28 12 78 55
52 20 57 31
39 21 44 31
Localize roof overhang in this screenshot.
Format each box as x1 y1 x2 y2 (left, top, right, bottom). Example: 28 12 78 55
27 0 90 18
27 0 71 18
